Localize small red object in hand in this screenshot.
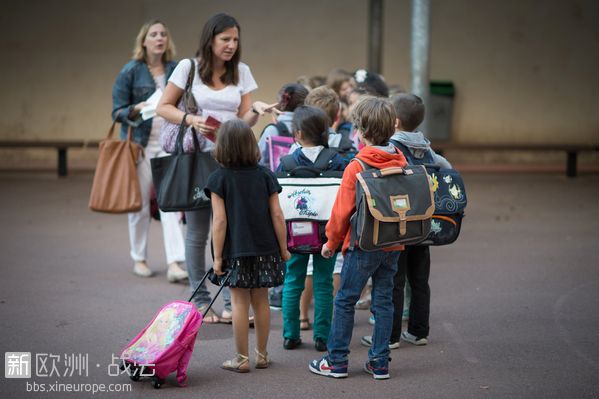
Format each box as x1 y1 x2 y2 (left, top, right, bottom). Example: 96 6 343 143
204 116 221 142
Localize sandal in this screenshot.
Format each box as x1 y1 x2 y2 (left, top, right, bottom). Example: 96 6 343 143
254 349 270 369
219 310 255 327
300 318 312 331
198 305 220 324
221 354 250 373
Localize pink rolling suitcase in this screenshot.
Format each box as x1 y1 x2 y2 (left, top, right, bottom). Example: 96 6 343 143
119 270 230 389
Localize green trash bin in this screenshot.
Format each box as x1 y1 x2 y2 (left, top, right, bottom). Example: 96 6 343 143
427 81 455 141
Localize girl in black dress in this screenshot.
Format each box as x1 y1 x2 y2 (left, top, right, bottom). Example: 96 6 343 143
206 119 290 372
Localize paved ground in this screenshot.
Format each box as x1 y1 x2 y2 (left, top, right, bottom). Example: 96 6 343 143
1 171 598 399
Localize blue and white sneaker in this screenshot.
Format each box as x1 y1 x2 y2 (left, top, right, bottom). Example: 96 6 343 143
363 358 390 380
309 356 348 378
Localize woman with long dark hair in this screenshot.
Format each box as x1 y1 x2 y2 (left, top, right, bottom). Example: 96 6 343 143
157 13 276 323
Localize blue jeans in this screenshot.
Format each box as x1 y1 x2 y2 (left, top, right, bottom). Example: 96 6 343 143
327 249 400 364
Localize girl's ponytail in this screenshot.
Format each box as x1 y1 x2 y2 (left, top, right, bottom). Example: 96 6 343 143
277 83 309 112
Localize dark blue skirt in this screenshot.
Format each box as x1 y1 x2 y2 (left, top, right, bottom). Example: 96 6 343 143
222 254 285 288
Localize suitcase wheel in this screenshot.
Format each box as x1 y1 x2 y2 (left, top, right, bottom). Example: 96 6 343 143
152 377 164 389
129 366 141 381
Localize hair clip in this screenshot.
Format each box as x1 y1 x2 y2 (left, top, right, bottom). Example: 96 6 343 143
280 92 291 104
355 69 368 84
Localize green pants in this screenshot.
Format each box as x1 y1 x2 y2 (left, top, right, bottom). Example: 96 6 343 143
282 253 336 341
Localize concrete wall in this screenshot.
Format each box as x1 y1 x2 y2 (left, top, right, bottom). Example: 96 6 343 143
1 0 598 165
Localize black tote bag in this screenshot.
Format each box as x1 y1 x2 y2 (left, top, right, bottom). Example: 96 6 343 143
151 113 219 212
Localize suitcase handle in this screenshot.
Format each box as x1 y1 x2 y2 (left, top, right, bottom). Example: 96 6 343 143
188 268 233 316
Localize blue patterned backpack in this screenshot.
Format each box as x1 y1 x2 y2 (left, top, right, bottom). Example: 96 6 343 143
391 140 467 246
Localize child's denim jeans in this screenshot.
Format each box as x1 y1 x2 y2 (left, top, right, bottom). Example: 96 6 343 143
327 248 401 364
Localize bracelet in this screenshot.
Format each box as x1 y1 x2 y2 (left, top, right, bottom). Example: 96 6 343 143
251 105 260 115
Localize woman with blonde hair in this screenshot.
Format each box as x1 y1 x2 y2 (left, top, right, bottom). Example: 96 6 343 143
111 20 188 282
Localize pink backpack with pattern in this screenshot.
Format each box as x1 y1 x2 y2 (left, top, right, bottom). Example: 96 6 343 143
267 135 294 172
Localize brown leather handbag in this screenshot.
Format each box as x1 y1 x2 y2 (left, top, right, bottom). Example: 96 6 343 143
89 121 143 213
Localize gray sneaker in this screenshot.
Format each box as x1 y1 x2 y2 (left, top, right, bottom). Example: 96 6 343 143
360 335 400 349
401 331 428 346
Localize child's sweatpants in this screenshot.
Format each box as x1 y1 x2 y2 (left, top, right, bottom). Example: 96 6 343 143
282 253 336 342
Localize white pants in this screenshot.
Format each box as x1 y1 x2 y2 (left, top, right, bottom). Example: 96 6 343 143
128 141 186 265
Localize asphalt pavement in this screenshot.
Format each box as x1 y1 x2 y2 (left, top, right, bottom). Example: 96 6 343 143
1 171 598 399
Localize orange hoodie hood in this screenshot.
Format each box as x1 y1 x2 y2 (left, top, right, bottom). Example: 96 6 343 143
356 144 407 170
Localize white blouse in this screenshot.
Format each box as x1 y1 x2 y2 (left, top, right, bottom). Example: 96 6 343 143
168 58 258 123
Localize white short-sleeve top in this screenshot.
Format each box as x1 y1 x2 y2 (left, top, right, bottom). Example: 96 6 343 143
168 58 258 123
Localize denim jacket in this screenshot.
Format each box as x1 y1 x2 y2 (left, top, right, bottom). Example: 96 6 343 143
111 59 177 147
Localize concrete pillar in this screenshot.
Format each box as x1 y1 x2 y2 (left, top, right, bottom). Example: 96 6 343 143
368 0 384 74
411 0 431 131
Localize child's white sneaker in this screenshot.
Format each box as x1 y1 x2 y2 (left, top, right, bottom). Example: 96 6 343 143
401 331 428 346
360 335 400 349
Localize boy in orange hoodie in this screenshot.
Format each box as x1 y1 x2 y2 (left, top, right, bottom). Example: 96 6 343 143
309 96 407 380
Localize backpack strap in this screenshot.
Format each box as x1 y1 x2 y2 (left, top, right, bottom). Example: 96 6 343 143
337 135 356 152
348 159 364 251
389 139 415 164
352 157 376 172
348 157 380 251
260 123 276 138
279 154 298 172
260 121 292 138
313 148 338 171
389 138 436 166
275 121 292 137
